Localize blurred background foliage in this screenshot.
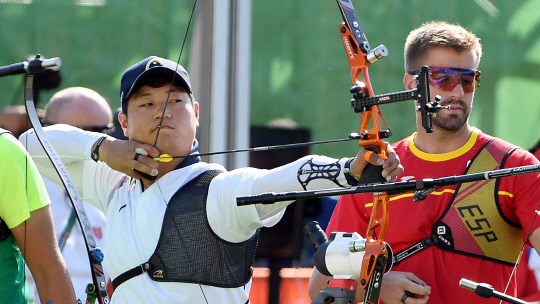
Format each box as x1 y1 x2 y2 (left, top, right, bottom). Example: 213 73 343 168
1 0 539 159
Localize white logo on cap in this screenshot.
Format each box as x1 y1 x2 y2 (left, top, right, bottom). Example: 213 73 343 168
145 58 164 70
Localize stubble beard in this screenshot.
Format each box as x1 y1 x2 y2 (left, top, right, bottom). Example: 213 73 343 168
432 98 470 132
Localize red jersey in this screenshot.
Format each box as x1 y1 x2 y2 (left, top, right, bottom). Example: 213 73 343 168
517 247 540 302
516 147 540 302
534 148 540 160
327 128 540 304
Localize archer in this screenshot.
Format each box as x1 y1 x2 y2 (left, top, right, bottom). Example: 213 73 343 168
21 55 403 304
310 21 540 304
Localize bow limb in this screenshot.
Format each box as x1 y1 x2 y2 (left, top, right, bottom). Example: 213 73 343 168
24 67 109 304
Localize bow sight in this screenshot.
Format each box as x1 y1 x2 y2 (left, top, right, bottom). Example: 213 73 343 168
349 66 448 135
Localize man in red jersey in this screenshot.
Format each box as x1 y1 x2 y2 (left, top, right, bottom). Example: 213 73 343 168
515 144 540 303
531 139 540 160
308 21 540 304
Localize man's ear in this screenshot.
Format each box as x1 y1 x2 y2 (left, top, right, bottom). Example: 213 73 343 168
118 112 129 137
404 73 416 90
193 101 200 127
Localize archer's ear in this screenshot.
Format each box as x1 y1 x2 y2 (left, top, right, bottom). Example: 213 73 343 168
193 101 199 127
404 73 416 90
118 112 129 137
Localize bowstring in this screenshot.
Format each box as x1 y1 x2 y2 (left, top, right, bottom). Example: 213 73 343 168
150 0 196 202
153 0 198 147
499 203 540 304
149 1 210 304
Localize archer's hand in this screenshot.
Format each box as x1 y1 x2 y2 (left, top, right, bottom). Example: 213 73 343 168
350 148 403 182
380 271 431 304
97 137 160 179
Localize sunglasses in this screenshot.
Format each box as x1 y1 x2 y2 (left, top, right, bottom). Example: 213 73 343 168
408 66 481 93
42 121 112 133
79 125 113 133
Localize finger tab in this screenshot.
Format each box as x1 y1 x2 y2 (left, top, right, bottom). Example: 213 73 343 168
135 147 149 156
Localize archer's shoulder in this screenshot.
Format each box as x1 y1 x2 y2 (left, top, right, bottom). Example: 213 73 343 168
472 127 514 145
476 128 530 152
475 129 539 165
0 131 26 157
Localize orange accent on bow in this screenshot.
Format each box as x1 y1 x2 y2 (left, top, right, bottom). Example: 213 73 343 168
336 2 391 299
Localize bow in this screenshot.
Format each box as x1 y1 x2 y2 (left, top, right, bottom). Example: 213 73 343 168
22 55 109 304
336 1 392 301
335 1 435 302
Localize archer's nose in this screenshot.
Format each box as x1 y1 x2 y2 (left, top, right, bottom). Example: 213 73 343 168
449 81 465 99
155 104 172 120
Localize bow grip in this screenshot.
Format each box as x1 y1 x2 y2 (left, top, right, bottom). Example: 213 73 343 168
357 148 387 186
357 163 386 186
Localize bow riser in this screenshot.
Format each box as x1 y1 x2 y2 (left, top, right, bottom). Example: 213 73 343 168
339 12 389 160
336 1 392 301
339 23 371 85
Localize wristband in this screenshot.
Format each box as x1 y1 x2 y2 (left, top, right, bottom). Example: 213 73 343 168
343 158 359 186
91 136 107 162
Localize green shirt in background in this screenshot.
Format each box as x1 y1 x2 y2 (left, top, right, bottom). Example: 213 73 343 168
0 130 51 304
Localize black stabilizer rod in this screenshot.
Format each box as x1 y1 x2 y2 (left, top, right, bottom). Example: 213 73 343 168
0 55 61 78
460 279 531 304
237 164 540 206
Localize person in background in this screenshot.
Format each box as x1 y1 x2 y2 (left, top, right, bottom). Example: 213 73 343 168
308 21 540 304
0 128 75 303
0 105 45 138
106 108 128 140
26 87 112 303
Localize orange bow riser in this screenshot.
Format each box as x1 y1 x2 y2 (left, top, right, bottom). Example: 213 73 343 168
337 1 392 302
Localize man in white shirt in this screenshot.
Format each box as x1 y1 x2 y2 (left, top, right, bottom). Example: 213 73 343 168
22 56 403 304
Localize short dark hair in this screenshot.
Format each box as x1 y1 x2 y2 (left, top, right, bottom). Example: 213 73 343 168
404 21 482 72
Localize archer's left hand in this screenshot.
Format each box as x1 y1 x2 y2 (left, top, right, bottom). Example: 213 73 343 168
350 148 403 183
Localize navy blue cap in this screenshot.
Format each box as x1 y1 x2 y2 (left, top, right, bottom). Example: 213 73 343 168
119 56 192 107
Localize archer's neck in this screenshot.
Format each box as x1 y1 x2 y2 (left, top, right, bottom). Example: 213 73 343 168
141 158 184 189
413 124 473 154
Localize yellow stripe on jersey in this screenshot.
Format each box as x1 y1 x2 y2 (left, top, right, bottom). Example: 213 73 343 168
408 128 479 162
364 189 456 207
498 191 513 198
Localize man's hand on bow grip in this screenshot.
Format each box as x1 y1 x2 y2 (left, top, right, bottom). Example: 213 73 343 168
351 148 403 183
380 271 430 304
96 137 160 179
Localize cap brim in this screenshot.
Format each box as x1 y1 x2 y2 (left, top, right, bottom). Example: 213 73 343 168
122 67 191 104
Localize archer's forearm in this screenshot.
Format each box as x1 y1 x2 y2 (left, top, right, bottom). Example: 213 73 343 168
12 206 77 304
